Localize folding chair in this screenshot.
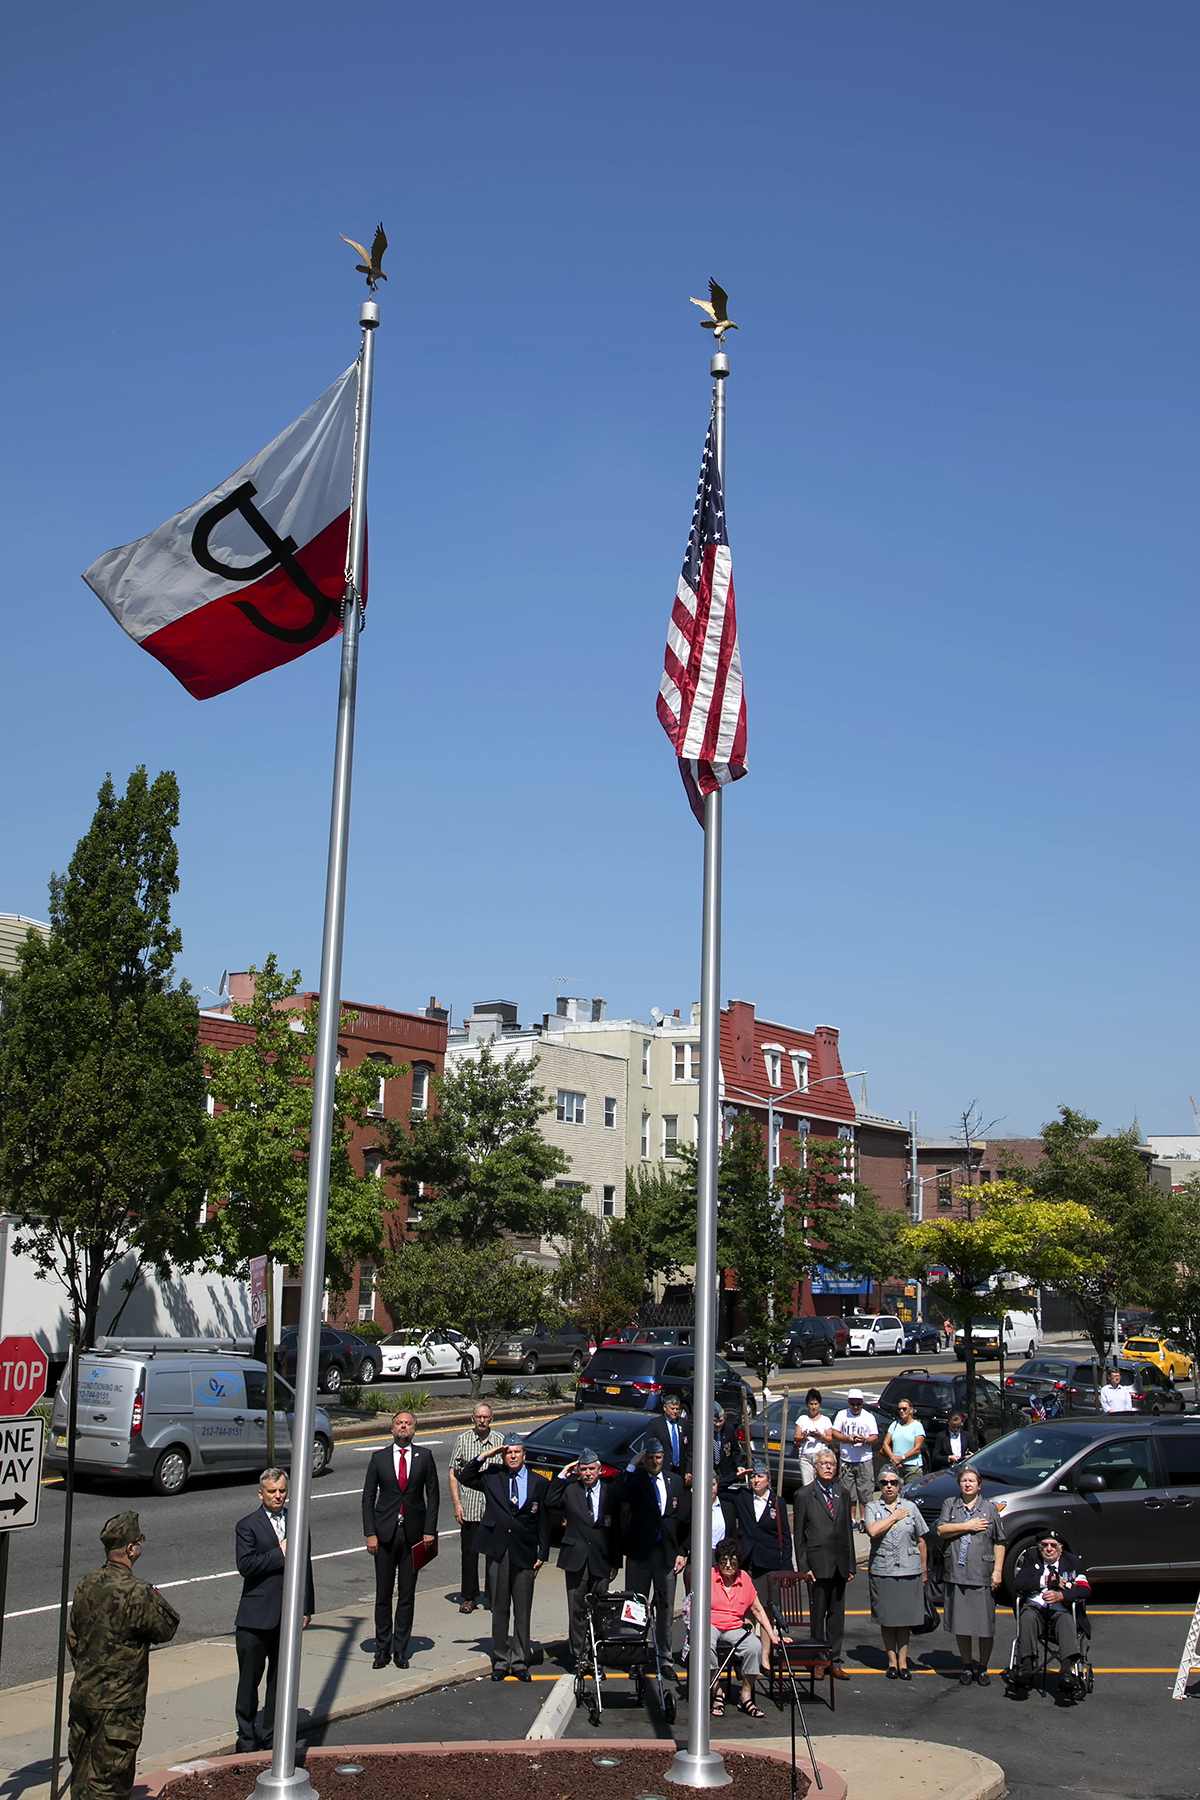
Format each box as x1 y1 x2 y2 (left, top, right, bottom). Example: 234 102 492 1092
766 1570 836 1712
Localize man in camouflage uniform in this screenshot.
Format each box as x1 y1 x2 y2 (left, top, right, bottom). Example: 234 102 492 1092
67 1511 180 1800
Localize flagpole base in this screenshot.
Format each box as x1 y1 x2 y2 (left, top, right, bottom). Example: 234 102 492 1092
249 1768 319 1800
665 1750 733 1788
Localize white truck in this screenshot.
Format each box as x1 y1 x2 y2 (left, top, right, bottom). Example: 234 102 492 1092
954 1310 1039 1360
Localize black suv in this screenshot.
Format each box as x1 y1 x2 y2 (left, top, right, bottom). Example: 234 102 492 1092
1004 1355 1185 1417
778 1317 850 1367
276 1326 381 1395
875 1367 1007 1445
574 1346 756 1418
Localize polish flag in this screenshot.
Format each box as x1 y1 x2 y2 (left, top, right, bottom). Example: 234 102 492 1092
83 365 360 700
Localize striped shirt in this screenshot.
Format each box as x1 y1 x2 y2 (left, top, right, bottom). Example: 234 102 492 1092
450 1426 504 1522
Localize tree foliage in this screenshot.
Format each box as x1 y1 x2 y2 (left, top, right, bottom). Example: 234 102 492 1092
1132 1174 1200 1380
622 1161 695 1282
708 1114 812 1390
382 1044 579 1246
377 1239 555 1400
1018 1106 1177 1364
902 1181 1102 1430
552 1214 645 1348
811 1185 907 1294
202 955 395 1299
0 769 213 1346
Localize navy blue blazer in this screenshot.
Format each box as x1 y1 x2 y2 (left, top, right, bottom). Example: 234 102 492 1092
234 1506 315 1631
616 1466 689 1563
728 1485 793 1575
545 1473 620 1576
458 1458 551 1570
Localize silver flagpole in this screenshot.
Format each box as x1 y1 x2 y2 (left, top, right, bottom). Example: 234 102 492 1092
251 293 379 1800
668 347 732 1791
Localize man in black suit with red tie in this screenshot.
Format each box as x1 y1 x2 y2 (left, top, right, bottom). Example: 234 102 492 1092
361 1410 440 1669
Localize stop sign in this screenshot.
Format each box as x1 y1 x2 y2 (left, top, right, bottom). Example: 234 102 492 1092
0 1338 49 1417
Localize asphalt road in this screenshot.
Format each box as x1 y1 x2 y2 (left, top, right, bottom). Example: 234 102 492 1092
313 1587 1200 1800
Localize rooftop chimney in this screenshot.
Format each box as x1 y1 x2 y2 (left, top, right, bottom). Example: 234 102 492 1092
591 998 606 1022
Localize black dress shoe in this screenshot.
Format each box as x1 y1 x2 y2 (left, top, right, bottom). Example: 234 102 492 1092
974 1668 991 1686
491 1668 507 1681
898 1668 912 1681
394 1654 410 1669
372 1652 391 1670
885 1666 898 1680
515 1669 531 1682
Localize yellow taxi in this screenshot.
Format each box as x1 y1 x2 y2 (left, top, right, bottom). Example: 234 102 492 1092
1121 1336 1193 1380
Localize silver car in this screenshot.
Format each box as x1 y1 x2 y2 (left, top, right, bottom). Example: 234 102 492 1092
46 1336 334 1496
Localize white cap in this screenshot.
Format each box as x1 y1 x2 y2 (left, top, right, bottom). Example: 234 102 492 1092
846 1389 865 1401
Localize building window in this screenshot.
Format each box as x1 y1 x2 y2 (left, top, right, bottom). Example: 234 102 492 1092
364 1149 384 1180
602 1185 616 1217
357 1261 376 1322
763 1046 784 1088
674 1043 699 1081
557 1089 586 1124
641 1111 650 1159
367 1053 391 1116
205 1091 216 1117
790 1052 810 1092
937 1169 953 1211
642 1040 652 1081
663 1115 679 1158
770 1115 783 1174
411 1063 431 1112
604 1096 617 1129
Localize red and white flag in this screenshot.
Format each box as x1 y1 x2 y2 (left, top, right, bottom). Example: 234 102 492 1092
657 418 747 821
83 366 360 700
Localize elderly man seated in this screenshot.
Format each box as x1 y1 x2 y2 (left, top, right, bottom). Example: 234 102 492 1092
709 1540 780 1719
1013 1530 1091 1696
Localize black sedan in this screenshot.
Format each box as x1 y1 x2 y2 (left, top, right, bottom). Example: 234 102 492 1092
276 1326 382 1394
902 1322 945 1355
519 1410 673 1515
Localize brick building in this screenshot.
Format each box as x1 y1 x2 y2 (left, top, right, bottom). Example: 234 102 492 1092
199 978 448 1329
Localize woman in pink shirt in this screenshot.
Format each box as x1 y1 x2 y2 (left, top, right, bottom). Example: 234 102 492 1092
709 1541 780 1718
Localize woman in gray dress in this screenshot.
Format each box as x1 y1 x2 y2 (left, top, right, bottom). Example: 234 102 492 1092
865 1470 929 1679
937 1464 1005 1685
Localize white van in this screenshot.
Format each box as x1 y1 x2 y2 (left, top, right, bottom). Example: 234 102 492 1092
954 1311 1039 1360
46 1336 335 1495
847 1314 905 1356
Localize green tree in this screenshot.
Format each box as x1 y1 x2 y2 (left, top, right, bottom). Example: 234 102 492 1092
1136 1174 1200 1380
902 1183 1101 1432
0 769 213 1347
622 1161 695 1283
1019 1106 1178 1365
377 1239 555 1401
552 1214 646 1349
809 1185 907 1298
710 1114 813 1392
382 1043 578 1246
202 955 396 1299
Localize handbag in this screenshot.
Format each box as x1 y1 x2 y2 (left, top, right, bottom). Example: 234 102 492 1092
911 1585 940 1635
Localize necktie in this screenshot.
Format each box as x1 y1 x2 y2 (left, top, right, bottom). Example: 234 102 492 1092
511 1476 520 1507
590 1486 599 1523
821 1483 835 1519
397 1448 408 1492
670 1423 679 1464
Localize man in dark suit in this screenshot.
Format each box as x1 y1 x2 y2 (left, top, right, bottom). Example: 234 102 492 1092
792 1448 855 1678
683 1403 741 1487
617 1443 689 1662
234 1469 315 1751
457 1433 551 1680
648 1393 689 1478
361 1410 440 1670
546 1448 621 1668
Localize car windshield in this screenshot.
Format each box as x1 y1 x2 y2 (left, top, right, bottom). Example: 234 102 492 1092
380 1332 423 1346
966 1428 1083 1486
525 1415 650 1455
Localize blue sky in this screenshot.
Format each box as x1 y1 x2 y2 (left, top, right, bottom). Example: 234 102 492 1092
2 2 1197 1141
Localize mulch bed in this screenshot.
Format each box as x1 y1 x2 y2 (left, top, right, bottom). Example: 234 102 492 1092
160 1748 808 1800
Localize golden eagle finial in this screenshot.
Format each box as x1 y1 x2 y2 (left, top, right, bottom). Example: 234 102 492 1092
689 278 738 342
341 223 388 294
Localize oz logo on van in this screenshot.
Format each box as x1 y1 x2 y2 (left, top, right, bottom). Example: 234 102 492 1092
197 1375 237 1406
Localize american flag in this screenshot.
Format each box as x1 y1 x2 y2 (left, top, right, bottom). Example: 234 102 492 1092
657 418 747 822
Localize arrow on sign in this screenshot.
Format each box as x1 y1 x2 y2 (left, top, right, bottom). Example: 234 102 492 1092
0 1493 28 1516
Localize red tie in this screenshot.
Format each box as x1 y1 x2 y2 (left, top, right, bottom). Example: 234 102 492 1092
397 1448 408 1492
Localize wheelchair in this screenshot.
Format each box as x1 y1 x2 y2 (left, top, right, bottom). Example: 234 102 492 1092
1002 1556 1094 1703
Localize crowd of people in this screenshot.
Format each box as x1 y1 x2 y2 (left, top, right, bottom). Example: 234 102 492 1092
63 1392 1092 1796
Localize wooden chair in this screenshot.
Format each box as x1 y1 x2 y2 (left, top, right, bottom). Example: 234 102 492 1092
765 1570 836 1712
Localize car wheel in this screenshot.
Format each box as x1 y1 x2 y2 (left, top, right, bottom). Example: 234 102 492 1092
1151 1403 1162 1416
358 1358 377 1385
866 1341 877 1357
312 1433 332 1477
570 1350 584 1372
322 1364 342 1396
838 1344 850 1358
522 1354 538 1374
822 1345 834 1367
152 1447 190 1496
405 1358 421 1382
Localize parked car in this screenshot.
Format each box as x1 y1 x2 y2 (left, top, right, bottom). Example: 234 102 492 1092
953 1311 1040 1361
276 1326 381 1395
520 1409 670 1508
1121 1337 1194 1382
1116 1308 1154 1341
628 1327 695 1348
747 1396 825 1496
901 1417 1200 1596
874 1368 1007 1444
378 1329 480 1381
1005 1354 1186 1417
901 1321 945 1356
847 1313 905 1357
485 1319 590 1374
777 1317 850 1367
574 1346 756 1418
47 1338 334 1496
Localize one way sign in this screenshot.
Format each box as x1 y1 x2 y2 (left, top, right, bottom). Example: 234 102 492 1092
0 1416 44 1533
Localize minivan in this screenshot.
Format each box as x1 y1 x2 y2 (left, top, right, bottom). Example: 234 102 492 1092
574 1346 756 1418
46 1337 335 1496
901 1417 1200 1594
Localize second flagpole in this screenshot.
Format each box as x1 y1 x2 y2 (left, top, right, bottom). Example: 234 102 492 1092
251 294 379 1800
667 348 732 1792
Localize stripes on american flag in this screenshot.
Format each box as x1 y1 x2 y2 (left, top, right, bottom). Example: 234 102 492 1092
657 417 747 822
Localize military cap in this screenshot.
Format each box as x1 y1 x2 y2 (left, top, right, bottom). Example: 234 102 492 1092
751 1459 769 1476
578 1446 601 1465
101 1510 142 1549
503 1432 524 1447
713 1403 724 1420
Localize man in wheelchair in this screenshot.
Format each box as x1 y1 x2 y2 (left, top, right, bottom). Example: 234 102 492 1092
1012 1531 1091 1697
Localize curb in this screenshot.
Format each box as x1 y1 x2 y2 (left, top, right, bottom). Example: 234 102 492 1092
525 1672 577 1740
